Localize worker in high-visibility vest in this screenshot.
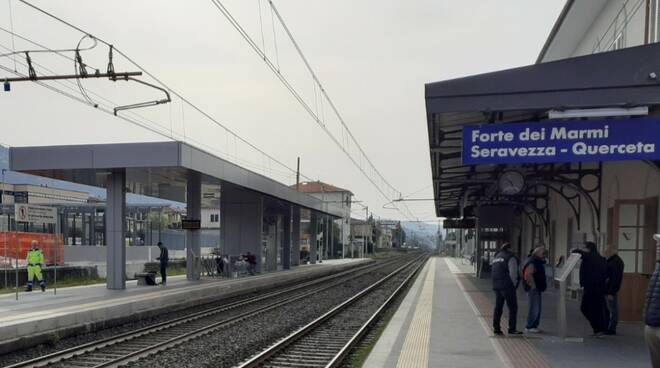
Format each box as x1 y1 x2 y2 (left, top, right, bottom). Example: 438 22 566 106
26 240 46 292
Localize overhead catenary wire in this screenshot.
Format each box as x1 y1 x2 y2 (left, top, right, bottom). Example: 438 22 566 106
14 0 316 184
0 42 295 181
207 0 414 221
11 1 417 220
6 0 17 71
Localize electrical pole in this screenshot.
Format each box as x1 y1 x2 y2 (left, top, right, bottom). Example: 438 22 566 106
295 157 300 191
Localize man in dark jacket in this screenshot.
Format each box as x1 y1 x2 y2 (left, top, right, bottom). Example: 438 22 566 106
491 243 522 336
605 245 624 335
156 242 169 285
645 234 660 367
523 246 547 333
572 241 608 336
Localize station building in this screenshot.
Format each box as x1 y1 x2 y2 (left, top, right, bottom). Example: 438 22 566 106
426 0 659 321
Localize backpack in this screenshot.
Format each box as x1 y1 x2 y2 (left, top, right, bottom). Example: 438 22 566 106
522 261 532 292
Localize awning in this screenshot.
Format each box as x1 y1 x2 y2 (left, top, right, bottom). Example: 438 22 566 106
9 141 344 218
426 43 660 218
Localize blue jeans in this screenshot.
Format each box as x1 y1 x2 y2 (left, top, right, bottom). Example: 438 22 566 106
526 289 542 329
606 294 618 332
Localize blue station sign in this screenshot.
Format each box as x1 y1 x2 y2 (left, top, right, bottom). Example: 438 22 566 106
462 117 660 165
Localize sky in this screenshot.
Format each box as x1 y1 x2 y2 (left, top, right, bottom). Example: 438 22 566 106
0 0 565 222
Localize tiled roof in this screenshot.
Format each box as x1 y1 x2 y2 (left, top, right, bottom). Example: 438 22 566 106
291 181 352 195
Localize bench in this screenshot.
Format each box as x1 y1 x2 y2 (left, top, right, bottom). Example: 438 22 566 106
135 272 157 286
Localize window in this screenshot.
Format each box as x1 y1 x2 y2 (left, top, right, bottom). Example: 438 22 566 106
209 214 219 223
650 0 660 43
615 202 648 273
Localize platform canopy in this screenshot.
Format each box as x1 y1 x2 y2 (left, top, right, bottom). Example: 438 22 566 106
426 43 660 218
9 141 344 218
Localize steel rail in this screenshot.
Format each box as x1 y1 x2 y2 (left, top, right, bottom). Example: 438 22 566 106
5 258 404 368
237 255 427 368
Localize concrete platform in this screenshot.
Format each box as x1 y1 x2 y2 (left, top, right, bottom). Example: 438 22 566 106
365 257 651 368
0 258 370 353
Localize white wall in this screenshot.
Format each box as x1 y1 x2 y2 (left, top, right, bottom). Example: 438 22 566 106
572 0 646 56
536 161 659 268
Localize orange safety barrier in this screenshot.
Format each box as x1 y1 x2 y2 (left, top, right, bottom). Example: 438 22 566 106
0 232 64 265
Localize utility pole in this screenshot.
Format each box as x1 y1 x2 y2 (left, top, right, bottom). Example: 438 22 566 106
295 157 300 191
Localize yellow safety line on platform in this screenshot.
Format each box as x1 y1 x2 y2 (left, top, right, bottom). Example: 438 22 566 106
396 258 436 368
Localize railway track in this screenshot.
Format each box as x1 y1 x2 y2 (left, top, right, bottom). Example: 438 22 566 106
237 255 427 368
6 256 413 368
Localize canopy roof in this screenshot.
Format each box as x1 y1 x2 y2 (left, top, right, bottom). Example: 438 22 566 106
9 141 344 218
425 43 660 218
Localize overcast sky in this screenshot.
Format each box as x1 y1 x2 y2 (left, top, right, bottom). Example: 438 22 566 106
0 0 565 221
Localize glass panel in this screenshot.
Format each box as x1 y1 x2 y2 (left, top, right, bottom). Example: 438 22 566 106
638 251 646 275
618 227 638 250
618 204 638 226
640 204 646 227
619 251 637 273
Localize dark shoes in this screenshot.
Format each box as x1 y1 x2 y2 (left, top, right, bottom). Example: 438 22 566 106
604 330 616 336
493 329 522 336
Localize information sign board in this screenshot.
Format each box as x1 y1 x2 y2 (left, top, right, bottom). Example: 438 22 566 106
14 204 57 224
462 117 660 165
554 253 582 282
181 219 201 230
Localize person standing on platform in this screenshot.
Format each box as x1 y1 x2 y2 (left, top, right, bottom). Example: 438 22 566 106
604 245 624 335
523 246 547 333
644 234 660 367
156 242 169 285
572 241 608 336
245 251 257 275
491 243 522 336
26 240 46 292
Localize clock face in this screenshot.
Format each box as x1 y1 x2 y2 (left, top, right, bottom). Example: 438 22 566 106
498 171 525 195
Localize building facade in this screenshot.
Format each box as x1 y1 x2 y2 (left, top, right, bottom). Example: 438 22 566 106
536 0 660 320
425 0 660 322
292 181 352 256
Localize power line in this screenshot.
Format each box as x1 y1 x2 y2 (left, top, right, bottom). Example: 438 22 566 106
12 0 317 185
208 0 415 221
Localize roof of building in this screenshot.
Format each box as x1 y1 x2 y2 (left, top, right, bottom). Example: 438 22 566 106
291 181 353 195
536 0 609 63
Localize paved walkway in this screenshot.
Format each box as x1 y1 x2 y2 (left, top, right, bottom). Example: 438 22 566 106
365 257 651 368
0 258 368 350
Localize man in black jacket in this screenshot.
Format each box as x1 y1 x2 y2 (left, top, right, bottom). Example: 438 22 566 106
605 245 624 335
572 241 608 336
156 242 169 285
645 234 660 367
491 243 522 336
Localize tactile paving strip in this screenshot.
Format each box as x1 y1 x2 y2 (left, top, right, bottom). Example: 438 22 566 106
396 258 436 368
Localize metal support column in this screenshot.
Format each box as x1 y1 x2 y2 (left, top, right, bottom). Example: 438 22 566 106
186 172 202 280
309 212 318 264
106 169 126 290
330 218 334 259
283 206 292 270
325 216 330 260
292 206 301 266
